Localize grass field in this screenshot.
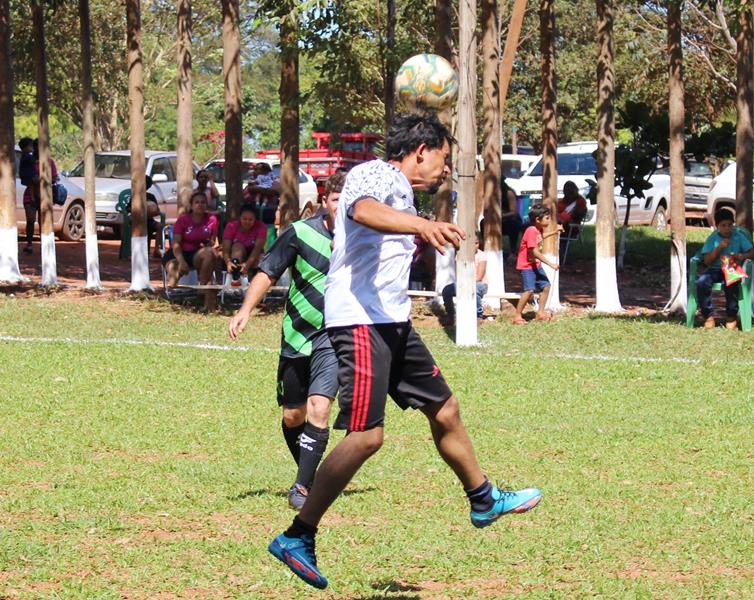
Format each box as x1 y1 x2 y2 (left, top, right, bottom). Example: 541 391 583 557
1 295 753 599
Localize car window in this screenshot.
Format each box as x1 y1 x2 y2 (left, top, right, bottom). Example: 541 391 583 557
688 162 712 178
299 170 308 183
528 152 597 177
70 154 132 179
168 157 178 179
502 159 524 179
151 157 175 181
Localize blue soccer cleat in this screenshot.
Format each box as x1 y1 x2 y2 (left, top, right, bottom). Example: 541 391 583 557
470 486 542 528
268 532 328 589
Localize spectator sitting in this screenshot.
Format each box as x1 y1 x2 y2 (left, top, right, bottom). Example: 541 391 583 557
124 175 161 257
222 203 268 283
442 237 489 323
163 190 219 287
18 137 36 254
695 209 754 330
195 169 220 212
557 180 588 226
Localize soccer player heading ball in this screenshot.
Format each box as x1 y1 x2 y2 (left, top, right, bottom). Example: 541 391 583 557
268 112 542 590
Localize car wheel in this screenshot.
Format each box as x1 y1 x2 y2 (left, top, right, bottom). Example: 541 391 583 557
299 202 315 220
60 202 85 241
651 205 667 230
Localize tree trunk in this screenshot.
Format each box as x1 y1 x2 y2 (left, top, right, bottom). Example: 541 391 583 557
594 0 621 312
667 0 686 313
481 0 504 302
736 7 754 232
222 0 242 222
456 0 478 345
499 0 527 121
278 4 300 230
383 0 396 132
32 1 56 285
433 0 455 297
539 0 559 308
126 0 149 290
79 0 101 289
176 0 193 216
0 0 21 283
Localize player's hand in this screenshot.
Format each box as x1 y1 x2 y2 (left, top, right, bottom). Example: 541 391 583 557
418 221 466 254
229 311 249 340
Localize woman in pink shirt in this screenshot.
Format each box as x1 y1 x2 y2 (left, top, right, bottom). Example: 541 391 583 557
221 203 268 280
163 190 219 287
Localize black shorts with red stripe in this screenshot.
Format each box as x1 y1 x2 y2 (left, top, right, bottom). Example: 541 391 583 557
327 323 452 432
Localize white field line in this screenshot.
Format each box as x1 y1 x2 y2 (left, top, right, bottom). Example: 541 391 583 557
1 334 750 366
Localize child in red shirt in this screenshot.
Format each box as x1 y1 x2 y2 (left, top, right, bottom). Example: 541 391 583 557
513 206 561 324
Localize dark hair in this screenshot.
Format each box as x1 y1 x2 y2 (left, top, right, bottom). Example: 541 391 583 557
256 163 272 174
385 112 454 161
145 174 153 189
18 137 33 149
715 208 735 226
529 205 552 223
240 202 257 216
323 171 346 198
196 169 208 178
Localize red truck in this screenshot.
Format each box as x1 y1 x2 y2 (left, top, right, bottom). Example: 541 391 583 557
257 131 383 197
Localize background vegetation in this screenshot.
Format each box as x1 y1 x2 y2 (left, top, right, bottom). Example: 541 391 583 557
7 0 744 168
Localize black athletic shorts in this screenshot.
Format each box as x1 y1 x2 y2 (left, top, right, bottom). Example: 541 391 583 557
328 323 453 432
276 346 339 407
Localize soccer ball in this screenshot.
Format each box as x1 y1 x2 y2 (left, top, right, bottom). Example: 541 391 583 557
395 53 459 111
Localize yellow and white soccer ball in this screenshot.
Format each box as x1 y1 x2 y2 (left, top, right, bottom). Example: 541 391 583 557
395 53 459 111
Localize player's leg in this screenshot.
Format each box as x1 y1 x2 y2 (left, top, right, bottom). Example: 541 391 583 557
269 324 391 589
288 344 338 510
277 357 308 465
395 327 541 528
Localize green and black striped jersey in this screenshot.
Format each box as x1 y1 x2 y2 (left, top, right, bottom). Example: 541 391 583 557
258 215 333 358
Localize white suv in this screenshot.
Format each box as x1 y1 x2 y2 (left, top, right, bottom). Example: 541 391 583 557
509 141 669 228
705 161 739 225
67 151 198 234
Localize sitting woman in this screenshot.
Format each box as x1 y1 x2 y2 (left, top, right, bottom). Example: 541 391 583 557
557 180 588 226
221 203 268 281
163 190 219 287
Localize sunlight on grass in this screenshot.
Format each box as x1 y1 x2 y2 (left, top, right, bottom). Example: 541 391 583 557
1 295 753 599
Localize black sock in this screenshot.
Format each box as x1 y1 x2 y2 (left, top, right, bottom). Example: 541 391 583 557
465 479 494 512
26 220 34 245
284 515 318 539
282 420 305 465
295 423 330 489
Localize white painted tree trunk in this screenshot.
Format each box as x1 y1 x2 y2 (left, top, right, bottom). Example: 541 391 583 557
0 228 22 282
542 252 561 309
128 235 152 291
40 232 57 286
595 255 622 312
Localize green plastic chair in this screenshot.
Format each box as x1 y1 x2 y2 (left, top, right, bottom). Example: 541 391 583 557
116 189 166 260
686 227 753 331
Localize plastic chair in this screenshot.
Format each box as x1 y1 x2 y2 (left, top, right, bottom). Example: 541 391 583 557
686 226 753 331
116 189 166 260
560 221 584 265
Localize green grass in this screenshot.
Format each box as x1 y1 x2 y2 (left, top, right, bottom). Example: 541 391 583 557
1 296 753 599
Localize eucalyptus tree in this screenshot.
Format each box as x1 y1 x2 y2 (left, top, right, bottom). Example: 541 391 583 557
222 0 243 222
539 0 561 308
0 0 21 283
78 0 101 289
126 0 150 291
594 0 622 312
31 0 57 285
667 0 686 313
176 0 193 216
480 0 504 299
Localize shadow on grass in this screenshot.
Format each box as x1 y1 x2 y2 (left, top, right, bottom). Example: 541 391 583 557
230 486 376 501
584 310 686 326
370 579 422 593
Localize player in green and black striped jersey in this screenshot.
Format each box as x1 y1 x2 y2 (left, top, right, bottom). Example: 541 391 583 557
229 172 345 510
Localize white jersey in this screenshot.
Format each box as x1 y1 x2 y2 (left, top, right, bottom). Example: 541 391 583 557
325 159 416 327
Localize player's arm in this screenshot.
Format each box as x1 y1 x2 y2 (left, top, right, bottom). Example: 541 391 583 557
352 198 465 254
229 271 275 339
